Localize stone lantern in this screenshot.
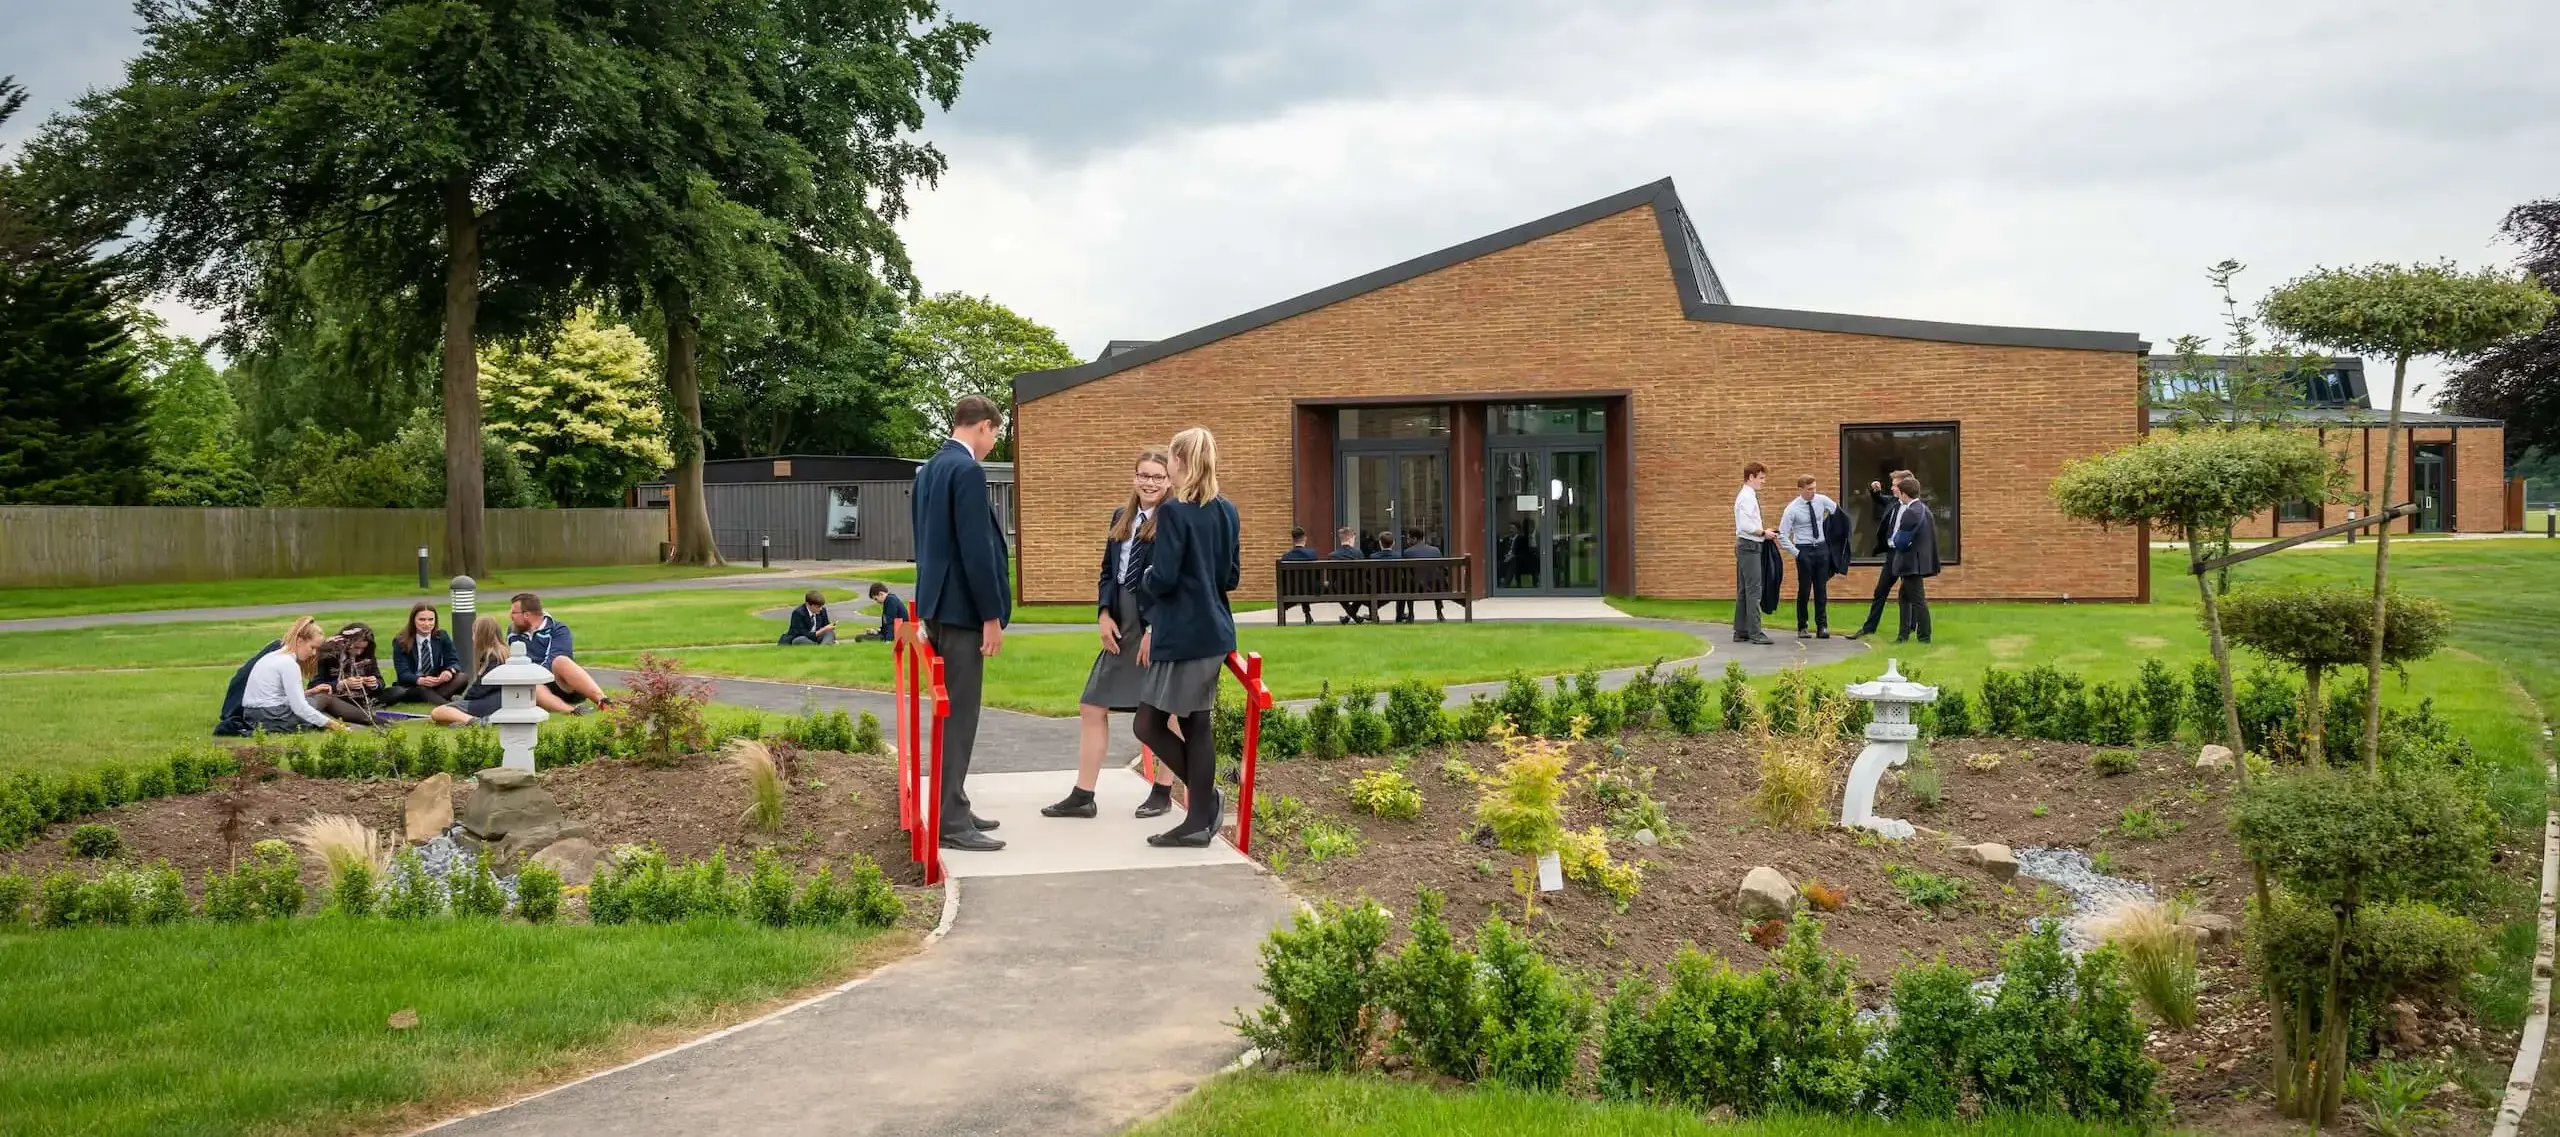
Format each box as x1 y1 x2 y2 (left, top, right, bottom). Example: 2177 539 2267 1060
1839 659 1938 839
481 640 555 772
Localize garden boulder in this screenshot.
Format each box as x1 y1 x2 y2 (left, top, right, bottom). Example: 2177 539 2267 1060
458 768 566 843
2194 744 2235 770
495 819 595 864
1736 866 1799 921
2179 911 2237 947
404 773 455 843
1953 842 2018 883
530 837 604 885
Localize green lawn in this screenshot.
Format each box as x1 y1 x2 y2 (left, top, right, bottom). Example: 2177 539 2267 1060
0 917 896 1136
1127 1073 2168 1137
0 563 766 620
591 623 1704 717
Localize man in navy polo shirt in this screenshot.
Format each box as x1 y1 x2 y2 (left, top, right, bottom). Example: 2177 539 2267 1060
508 593 611 713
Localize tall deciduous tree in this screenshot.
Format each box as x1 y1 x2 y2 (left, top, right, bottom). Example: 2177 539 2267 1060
2261 262 2554 771
28 2 630 574
480 310 673 507
2443 199 2560 464
583 0 987 563
896 291 1079 459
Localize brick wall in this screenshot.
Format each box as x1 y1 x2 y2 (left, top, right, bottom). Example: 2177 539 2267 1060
1015 204 2147 605
2229 424 2509 536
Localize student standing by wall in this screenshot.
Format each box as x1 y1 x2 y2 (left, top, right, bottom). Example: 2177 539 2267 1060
1849 468 1916 640
912 394 1013 852
1131 427 1241 848
1045 447 1183 819
1777 476 1838 639
1886 475 1941 643
1733 463 1776 645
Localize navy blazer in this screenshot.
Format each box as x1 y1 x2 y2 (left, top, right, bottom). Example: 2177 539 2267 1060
1279 545 1317 562
392 631 458 686
784 605 832 642
910 439 1012 628
875 591 909 638
1887 499 1943 579
1095 508 1155 616
1137 496 1241 662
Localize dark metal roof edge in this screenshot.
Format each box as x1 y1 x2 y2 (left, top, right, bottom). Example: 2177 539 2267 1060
1015 179 1686 403
1687 303 2144 353
2142 408 2504 427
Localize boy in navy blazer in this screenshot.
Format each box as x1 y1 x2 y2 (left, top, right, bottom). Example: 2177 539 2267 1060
910 394 1013 851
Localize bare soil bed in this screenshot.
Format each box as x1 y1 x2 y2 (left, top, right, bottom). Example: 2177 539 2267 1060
3 744 928 895
1249 732 2506 1128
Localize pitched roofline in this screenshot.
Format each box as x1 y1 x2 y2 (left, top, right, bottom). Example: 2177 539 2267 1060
1016 178 2145 404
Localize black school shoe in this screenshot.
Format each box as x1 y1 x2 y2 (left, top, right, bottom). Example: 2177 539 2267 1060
1040 788 1097 818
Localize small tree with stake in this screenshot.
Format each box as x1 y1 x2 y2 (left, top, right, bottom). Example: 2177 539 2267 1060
2261 263 2554 771
2215 585 2449 760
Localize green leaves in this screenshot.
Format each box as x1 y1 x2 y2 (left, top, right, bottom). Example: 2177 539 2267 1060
2231 766 2495 906
2217 584 2449 672
2050 426 2335 534
2262 261 2556 363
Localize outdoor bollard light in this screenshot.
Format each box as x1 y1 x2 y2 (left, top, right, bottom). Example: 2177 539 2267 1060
450 576 478 690
761 534 771 569
482 640 555 772
2346 507 2358 544
417 546 430 590
1839 658 1939 840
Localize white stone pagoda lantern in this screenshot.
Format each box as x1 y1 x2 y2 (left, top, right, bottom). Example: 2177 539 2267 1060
1839 659 1938 839
482 640 555 772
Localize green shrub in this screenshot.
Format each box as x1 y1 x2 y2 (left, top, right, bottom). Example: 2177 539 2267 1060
143 862 199 922
1968 924 2157 1121
2234 666 2300 759
1660 666 1709 734
1235 898 1391 1072
1449 694 1502 743
77 867 142 926
1885 864 1966 911
1300 818 1360 864
2135 658 2185 744
96 764 131 807
1979 668 2024 736
1872 961 1977 1118
0 870 31 925
249 839 305 919
1378 888 1482 1080
747 848 796 928
1305 684 1344 760
1347 768 1424 820
200 866 254 922
2090 749 2139 776
380 849 446 919
1619 661 1662 732
67 823 124 859
1340 681 1390 755
2249 889 2485 1038
1599 946 1770 1112
1258 704 1308 760
2185 657 2226 744
1474 916 1590 1091
1932 687 1973 738
36 870 83 927
330 862 377 917
1214 687 1247 766
1717 661 1752 732
516 862 564 923
843 854 905 927
854 710 885 755
132 761 173 800
1761 917 1873 1115
450 850 506 918
2089 682 2136 745
1564 666 1623 737
1385 678 1445 750
0 778 40 849
1496 672 1547 737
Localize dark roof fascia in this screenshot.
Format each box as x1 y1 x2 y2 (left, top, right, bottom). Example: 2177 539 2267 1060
1016 179 2143 404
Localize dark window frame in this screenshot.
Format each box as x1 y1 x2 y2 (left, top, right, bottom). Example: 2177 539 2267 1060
1838 421 1962 566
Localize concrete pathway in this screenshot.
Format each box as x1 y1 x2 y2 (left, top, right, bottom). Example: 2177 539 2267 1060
0 569 897 634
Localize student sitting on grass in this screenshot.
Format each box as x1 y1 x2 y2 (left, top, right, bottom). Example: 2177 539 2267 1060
387 602 461 706
781 589 839 645
239 617 350 734
507 592 612 713
430 618 510 725
854 581 908 642
309 622 383 725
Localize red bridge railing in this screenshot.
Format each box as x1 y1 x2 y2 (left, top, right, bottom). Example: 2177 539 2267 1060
892 617 948 885
1225 651 1275 856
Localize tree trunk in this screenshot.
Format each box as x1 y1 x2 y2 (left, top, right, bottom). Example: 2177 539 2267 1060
2302 664 2324 763
2257 865 2297 1117
662 282 721 566
439 175 487 579
2192 535 2249 787
2361 354 2410 772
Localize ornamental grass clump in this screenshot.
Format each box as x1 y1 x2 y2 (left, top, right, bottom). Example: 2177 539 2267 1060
726 738 786 834
2084 898 2199 1030
292 814 388 878
1749 689 1846 830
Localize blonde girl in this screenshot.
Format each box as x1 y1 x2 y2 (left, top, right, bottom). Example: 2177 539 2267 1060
1130 428 1241 847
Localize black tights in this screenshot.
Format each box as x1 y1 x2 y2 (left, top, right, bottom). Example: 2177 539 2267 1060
1133 705 1218 835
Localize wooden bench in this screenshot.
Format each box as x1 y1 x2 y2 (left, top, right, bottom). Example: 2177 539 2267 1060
1275 556 1474 625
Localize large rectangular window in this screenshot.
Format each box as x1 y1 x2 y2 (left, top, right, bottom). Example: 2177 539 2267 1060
2277 498 2316 523
826 486 860 538
1840 424 1960 564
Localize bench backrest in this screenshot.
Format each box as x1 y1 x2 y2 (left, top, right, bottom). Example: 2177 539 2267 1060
1276 556 1471 601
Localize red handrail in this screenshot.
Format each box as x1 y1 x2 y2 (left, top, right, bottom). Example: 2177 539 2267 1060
1224 651 1274 856
891 617 949 885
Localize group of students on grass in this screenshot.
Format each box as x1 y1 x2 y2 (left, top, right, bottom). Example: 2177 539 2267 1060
775 583 905 646
214 592 610 735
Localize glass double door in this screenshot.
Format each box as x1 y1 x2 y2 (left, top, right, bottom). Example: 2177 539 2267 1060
2411 443 2450 532
1341 450 1448 555
1490 446 1600 593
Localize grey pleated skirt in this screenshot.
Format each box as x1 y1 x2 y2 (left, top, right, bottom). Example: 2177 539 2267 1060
1136 654 1225 715
1079 591 1149 712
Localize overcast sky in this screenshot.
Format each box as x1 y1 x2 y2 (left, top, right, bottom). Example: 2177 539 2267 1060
9 0 2556 409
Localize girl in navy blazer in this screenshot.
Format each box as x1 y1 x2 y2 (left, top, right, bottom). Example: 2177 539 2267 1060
1132 427 1241 847
387 602 461 706
1044 447 1184 820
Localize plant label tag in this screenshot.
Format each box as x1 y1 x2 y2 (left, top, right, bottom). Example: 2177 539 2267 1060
1536 851 1564 892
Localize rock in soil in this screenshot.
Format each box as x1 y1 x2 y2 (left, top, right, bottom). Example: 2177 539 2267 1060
458 768 566 842
530 837 604 885
2193 744 2235 770
404 773 455 843
1737 866 1799 921
1954 842 2018 883
2180 912 2238 947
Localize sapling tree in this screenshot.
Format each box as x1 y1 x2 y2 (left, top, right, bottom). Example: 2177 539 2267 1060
2051 428 2335 779
2262 263 2555 770
1475 724 1568 921
2215 585 2449 764
2231 766 2492 1123
2151 260 2330 595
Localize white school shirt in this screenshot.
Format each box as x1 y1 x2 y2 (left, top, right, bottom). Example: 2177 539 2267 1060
1778 494 1836 555
1734 484 1767 543
242 649 331 727
1116 508 1153 583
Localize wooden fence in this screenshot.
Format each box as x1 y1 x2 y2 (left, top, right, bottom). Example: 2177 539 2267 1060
0 507 666 588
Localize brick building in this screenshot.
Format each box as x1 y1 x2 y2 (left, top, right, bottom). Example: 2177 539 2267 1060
2144 356 2509 537
1010 179 2157 606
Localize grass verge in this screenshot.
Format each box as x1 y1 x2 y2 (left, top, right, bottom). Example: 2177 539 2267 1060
0 563 765 621
0 917 904 1136
1126 1072 2171 1136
